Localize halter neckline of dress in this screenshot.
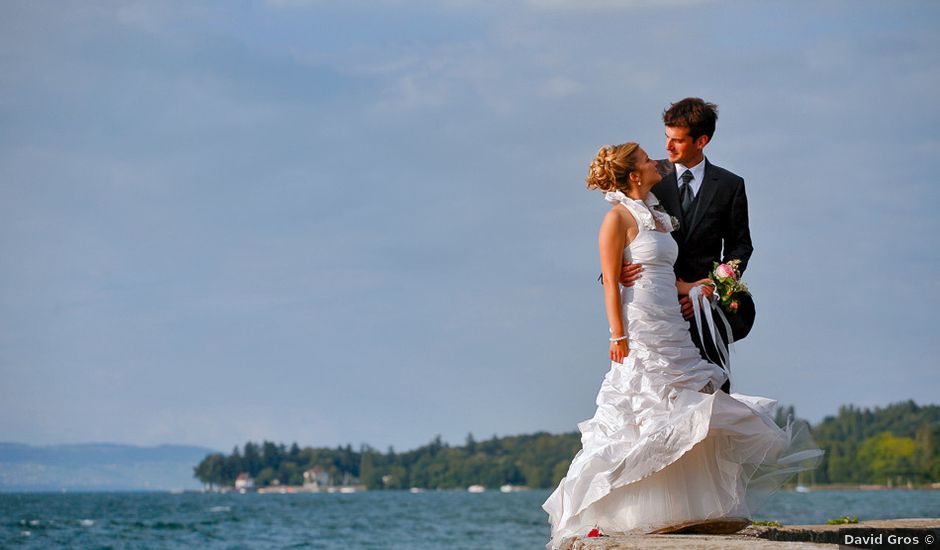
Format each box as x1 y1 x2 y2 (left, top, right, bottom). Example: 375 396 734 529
604 190 675 233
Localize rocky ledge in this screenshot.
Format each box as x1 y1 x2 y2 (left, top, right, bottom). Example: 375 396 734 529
560 519 940 549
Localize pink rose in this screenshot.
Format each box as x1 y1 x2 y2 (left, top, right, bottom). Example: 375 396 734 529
715 263 737 280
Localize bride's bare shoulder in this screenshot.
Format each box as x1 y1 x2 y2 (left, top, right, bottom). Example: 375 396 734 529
598 205 636 246
601 203 636 228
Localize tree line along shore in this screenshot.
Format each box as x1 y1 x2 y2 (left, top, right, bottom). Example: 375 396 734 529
193 400 940 491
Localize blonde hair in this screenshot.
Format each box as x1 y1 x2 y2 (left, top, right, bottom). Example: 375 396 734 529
585 142 641 193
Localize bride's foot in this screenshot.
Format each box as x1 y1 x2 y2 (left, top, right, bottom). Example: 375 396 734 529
648 517 751 535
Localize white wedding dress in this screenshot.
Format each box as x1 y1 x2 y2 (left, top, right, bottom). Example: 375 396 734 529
542 191 822 549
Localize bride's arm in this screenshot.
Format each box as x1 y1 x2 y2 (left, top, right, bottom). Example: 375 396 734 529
599 208 633 363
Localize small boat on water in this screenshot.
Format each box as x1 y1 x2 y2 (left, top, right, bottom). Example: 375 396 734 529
795 472 812 492
467 485 485 493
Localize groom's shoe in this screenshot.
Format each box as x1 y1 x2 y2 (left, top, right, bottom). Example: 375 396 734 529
648 517 751 535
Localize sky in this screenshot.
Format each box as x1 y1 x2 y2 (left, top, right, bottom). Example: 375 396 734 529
1 0 938 453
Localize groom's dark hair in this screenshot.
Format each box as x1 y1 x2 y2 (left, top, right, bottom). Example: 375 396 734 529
663 98 719 141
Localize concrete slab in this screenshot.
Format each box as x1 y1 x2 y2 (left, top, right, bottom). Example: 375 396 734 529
558 519 940 549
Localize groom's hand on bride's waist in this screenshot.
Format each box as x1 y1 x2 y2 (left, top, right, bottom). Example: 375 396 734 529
679 296 694 320
619 261 643 286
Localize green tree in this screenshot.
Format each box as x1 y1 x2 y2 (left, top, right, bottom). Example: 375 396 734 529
465 433 477 454
359 450 380 489
858 432 917 484
552 460 570 486
255 467 276 486
194 453 226 487
243 442 261 476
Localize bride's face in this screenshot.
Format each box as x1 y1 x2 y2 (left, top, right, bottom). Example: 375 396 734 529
632 148 662 187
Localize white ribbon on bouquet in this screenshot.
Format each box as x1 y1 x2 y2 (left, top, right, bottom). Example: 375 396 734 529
688 284 735 380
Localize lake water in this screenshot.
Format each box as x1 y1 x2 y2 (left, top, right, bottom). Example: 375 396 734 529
2 489 938 549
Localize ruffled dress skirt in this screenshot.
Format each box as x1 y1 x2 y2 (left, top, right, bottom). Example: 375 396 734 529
541 223 822 549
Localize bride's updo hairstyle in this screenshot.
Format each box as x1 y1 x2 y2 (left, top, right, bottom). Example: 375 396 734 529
585 142 641 193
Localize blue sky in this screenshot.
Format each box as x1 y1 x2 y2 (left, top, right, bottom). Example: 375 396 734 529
1 0 938 452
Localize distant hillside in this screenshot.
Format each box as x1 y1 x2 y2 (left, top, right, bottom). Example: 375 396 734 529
0 443 217 492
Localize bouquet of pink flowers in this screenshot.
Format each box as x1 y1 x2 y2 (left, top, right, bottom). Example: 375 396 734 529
707 259 750 314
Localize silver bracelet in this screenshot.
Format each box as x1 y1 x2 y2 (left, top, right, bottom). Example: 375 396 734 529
609 335 628 343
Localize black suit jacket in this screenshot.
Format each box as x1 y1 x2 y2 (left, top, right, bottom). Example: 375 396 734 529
652 159 753 282
652 158 755 380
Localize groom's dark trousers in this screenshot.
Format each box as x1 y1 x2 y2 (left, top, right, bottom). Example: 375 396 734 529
652 159 755 393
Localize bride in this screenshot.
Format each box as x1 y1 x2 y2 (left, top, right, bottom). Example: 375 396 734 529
542 143 821 548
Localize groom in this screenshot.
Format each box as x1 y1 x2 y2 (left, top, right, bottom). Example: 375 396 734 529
623 97 755 393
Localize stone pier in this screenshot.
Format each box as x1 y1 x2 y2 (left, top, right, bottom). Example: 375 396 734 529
559 519 940 549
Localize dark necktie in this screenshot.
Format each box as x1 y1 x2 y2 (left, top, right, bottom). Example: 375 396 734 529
679 170 694 219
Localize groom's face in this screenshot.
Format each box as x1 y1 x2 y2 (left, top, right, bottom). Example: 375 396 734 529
665 126 707 167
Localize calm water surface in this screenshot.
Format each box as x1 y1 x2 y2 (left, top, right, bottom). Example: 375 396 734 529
2 489 938 549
